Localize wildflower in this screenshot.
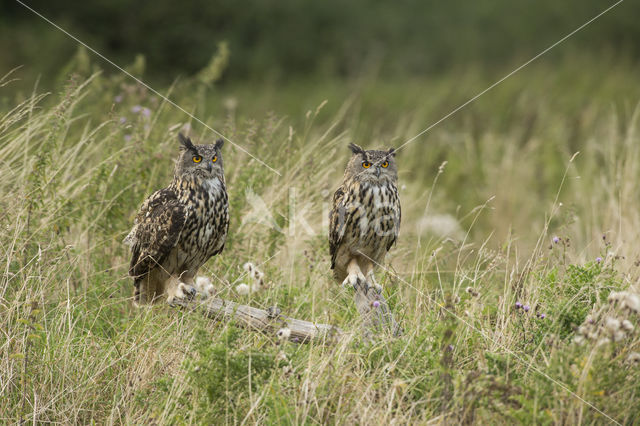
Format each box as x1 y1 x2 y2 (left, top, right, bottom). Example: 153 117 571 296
523 305 530 312
515 301 522 309
124 134 132 142
605 317 620 332
372 300 380 308
552 236 560 244
573 335 585 345
538 313 546 319
141 107 151 118
613 330 626 342
131 105 142 113
114 94 123 103
276 328 291 340
596 257 602 263
119 117 127 124
235 283 250 295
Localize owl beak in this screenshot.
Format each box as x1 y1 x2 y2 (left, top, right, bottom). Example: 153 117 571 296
374 167 381 177
207 162 213 173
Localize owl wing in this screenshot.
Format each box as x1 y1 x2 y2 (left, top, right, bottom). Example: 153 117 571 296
128 188 187 279
329 185 348 270
387 191 401 252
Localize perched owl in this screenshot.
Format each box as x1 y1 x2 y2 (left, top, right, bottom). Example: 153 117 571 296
124 133 229 304
329 143 401 291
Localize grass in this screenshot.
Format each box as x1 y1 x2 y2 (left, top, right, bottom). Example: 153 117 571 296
2 54 640 424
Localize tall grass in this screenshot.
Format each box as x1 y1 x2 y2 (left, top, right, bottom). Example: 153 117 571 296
1 59 640 423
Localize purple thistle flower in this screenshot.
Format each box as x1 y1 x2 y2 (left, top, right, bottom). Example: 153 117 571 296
118 117 127 124
372 300 380 308
523 305 530 312
515 301 522 309
131 105 142 113
552 236 560 244
141 107 151 118
114 94 123 103
539 313 546 319
596 257 603 264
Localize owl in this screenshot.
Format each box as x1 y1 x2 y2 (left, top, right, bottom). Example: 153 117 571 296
124 133 229 304
329 143 401 292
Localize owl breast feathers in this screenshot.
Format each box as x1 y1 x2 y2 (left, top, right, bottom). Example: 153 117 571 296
125 134 229 304
329 143 401 285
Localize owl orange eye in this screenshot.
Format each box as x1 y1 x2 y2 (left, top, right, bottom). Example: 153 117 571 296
192 155 202 163
362 161 371 168
381 161 389 168
212 155 218 163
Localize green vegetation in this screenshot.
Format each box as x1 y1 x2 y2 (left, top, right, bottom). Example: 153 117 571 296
3 0 640 87
2 45 640 423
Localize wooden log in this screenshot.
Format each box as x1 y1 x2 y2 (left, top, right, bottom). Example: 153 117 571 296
171 297 343 345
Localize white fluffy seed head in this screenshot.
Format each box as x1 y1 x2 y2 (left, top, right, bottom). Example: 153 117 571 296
235 283 250 295
624 293 640 313
195 276 211 288
613 330 626 342
626 352 640 363
622 319 634 332
277 328 291 340
243 262 254 273
605 317 621 332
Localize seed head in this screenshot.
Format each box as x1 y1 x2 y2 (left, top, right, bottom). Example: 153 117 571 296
605 317 621 332
277 328 291 340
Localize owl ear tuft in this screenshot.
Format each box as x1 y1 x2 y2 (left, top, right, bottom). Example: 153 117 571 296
215 138 224 150
387 147 396 157
348 143 365 155
178 133 197 152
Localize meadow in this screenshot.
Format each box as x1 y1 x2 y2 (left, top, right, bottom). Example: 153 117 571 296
2 50 640 423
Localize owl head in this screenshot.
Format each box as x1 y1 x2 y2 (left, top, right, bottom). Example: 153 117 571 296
175 133 225 181
343 143 397 184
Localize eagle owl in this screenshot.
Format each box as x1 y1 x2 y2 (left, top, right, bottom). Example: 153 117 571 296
124 133 229 304
329 143 401 291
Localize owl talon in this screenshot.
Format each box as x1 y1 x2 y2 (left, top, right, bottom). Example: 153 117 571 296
168 282 198 305
342 273 367 291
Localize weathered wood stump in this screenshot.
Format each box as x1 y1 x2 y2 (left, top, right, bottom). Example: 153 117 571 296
352 279 403 338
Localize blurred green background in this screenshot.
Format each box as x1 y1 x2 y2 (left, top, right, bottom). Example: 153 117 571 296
1 0 638 88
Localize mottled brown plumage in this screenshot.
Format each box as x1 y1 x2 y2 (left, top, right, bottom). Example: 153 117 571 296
125 134 229 304
329 143 401 291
